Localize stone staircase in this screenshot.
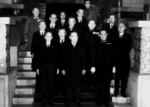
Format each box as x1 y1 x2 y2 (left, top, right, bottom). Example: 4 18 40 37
12 47 132 107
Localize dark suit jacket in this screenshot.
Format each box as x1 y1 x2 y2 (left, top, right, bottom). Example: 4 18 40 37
92 37 114 76
46 23 59 42
114 33 132 77
66 24 81 38
101 23 118 44
76 17 88 32
56 19 69 30
31 31 46 70
84 8 98 23
37 41 57 71
62 41 86 88
24 16 43 40
83 28 99 64
55 38 69 70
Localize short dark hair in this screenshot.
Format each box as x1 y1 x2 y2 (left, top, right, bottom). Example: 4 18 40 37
84 0 91 3
58 27 67 32
70 31 79 37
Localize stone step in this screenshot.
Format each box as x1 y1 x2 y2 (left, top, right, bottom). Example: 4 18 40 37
19 51 31 57
13 95 34 105
112 96 130 104
17 78 35 86
17 72 36 78
114 103 132 107
13 94 130 105
15 86 35 95
12 102 99 107
18 58 32 64
18 64 32 71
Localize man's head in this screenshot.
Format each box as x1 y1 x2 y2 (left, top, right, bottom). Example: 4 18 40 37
45 32 53 42
77 9 84 18
118 22 126 34
38 21 46 31
69 32 78 43
49 14 57 23
84 0 91 9
109 14 116 24
60 11 66 20
88 20 96 30
100 30 108 41
58 28 67 40
32 7 40 17
68 17 76 27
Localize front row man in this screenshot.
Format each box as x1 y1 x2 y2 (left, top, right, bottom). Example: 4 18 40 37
62 32 86 107
36 32 56 106
91 29 114 107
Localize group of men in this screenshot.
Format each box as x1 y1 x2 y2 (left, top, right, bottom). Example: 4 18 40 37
23 0 132 107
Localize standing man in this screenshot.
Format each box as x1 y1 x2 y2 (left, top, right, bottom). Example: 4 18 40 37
83 20 99 86
36 32 57 106
31 20 46 93
91 29 114 107
57 11 68 29
101 14 118 44
23 7 42 50
46 14 58 43
67 17 81 38
114 22 132 97
84 0 99 24
62 32 86 107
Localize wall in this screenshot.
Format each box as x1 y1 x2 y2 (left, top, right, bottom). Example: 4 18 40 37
0 0 12 4
122 0 144 7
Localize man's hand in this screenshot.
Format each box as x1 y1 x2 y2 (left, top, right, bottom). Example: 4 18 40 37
82 70 86 75
56 69 60 75
31 54 34 59
91 67 96 74
62 70 66 75
36 69 39 75
113 66 116 73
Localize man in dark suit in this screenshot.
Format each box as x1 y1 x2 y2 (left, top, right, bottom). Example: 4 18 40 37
31 20 46 93
76 9 88 31
62 32 86 107
101 14 118 44
114 22 132 97
46 14 58 43
91 29 114 107
36 32 57 106
66 17 81 39
84 0 99 23
83 20 99 86
23 7 43 50
57 11 68 29
55 28 69 95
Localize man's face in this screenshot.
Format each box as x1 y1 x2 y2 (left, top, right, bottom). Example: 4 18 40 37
39 22 46 31
60 12 66 20
70 32 78 43
100 30 108 41
84 1 91 9
58 29 66 40
49 14 57 23
32 8 40 17
68 18 76 27
109 15 116 24
118 23 126 33
45 32 53 42
77 9 84 18
88 20 96 30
